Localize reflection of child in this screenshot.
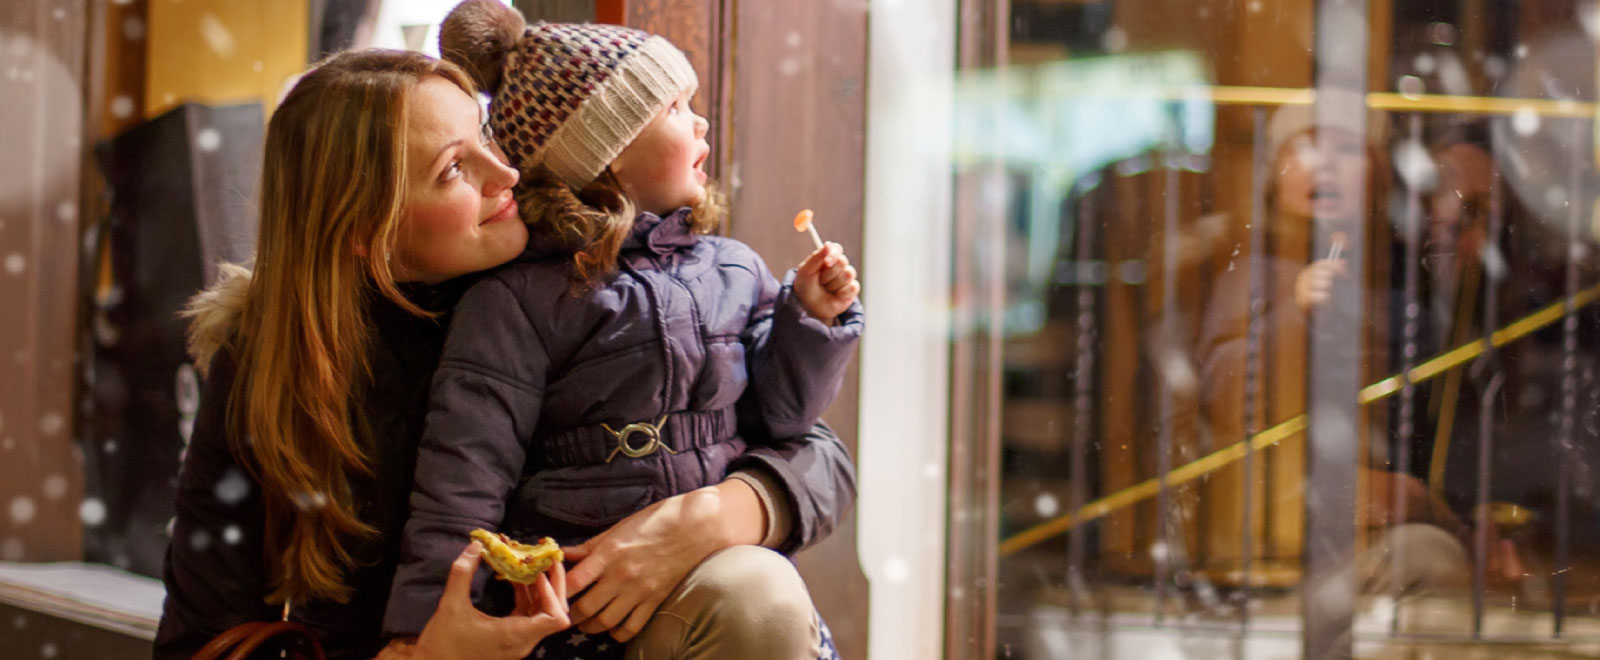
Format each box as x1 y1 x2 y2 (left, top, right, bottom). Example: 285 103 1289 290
1266 107 1375 312
384 1 862 657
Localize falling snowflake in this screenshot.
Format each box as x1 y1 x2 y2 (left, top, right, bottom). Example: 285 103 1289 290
4 254 24 276
214 469 250 505
39 412 64 436
1512 106 1540 136
195 127 221 152
883 555 910 583
198 14 236 57
0 537 23 561
1413 52 1437 75
190 529 212 551
1397 75 1425 99
109 95 135 119
42 474 67 500
41 642 57 659
9 497 36 524
122 16 144 41
1034 492 1059 517
1102 26 1128 52
291 490 328 511
79 498 106 526
222 525 242 545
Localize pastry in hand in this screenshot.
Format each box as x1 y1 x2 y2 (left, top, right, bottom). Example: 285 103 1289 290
469 529 563 583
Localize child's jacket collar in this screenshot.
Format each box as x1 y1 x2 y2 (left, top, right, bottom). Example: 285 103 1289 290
622 207 697 256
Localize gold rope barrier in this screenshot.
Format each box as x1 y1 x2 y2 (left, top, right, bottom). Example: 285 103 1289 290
998 282 1600 557
1061 85 1599 117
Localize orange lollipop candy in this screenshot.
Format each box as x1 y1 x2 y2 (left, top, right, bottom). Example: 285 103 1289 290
793 209 823 249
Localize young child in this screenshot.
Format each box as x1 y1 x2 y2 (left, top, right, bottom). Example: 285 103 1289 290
383 1 861 658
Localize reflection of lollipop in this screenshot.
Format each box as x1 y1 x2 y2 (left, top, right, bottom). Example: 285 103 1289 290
1327 230 1347 261
793 209 823 249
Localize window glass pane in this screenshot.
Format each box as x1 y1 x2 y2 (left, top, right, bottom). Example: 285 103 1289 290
954 1 1600 657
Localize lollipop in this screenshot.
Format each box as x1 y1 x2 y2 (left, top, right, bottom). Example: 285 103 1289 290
793 209 823 249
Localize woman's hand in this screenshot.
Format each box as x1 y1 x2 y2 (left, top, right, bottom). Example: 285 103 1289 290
794 242 860 322
411 541 570 660
1294 258 1346 311
562 480 765 643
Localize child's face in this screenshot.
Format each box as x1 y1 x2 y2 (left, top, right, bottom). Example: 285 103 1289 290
393 76 526 284
1274 128 1369 222
610 87 710 216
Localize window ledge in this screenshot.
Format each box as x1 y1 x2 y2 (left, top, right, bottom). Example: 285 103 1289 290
0 562 163 640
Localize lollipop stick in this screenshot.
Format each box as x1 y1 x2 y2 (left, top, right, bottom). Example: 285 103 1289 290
807 224 824 250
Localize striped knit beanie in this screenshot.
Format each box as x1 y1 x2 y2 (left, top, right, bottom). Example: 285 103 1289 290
439 0 698 189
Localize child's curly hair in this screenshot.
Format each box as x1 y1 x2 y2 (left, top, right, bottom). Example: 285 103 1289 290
515 164 727 291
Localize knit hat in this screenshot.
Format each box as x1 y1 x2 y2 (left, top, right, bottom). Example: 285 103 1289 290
439 0 698 189
1266 89 1389 160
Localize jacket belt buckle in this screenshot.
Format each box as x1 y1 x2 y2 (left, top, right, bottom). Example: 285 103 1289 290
602 414 675 463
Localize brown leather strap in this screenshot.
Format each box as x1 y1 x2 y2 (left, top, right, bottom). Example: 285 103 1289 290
190 622 269 660
190 620 323 660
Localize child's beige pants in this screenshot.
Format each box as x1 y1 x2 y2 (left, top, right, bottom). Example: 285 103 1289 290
625 545 823 660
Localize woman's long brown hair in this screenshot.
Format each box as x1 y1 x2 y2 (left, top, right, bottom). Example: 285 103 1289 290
226 50 476 605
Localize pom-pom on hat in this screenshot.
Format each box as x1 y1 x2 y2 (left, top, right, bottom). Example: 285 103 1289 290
439 0 698 189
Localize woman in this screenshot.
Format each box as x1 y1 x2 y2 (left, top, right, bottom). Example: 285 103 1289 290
153 49 855 660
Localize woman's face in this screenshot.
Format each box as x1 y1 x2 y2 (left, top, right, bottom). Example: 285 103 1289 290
1274 128 1369 221
610 87 711 216
391 76 525 284
1426 142 1492 264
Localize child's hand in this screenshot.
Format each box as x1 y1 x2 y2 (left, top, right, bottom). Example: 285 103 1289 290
1294 258 1346 312
794 242 860 322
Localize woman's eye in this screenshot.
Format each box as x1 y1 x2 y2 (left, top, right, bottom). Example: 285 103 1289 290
442 160 461 181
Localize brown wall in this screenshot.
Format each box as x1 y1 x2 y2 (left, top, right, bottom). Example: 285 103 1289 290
145 0 308 118
0 1 88 563
724 3 870 658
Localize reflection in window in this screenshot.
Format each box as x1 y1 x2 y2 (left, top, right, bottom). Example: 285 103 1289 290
954 1 1600 657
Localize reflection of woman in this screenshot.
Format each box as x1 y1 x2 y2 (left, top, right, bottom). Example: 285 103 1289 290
153 49 855 660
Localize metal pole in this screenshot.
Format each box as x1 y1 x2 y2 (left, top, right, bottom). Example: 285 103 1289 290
1303 2 1368 658
1068 177 1098 617
1155 155 1180 624
1554 117 1583 636
1241 106 1269 635
1471 153 1505 639
1392 112 1425 635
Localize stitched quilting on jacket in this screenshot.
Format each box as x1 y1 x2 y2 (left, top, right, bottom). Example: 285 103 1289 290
383 208 863 637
